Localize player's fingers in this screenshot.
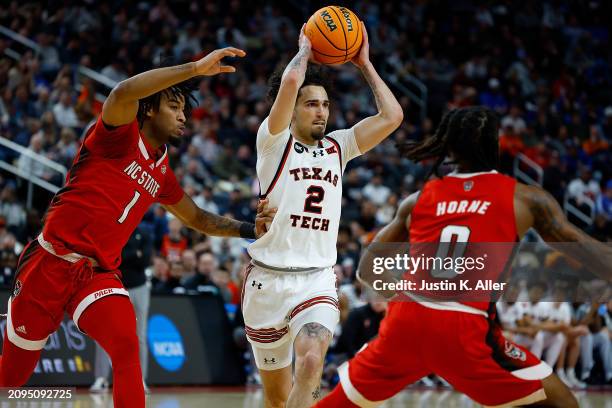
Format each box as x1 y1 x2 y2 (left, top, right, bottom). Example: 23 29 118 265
218 65 236 73
222 47 246 57
361 22 369 41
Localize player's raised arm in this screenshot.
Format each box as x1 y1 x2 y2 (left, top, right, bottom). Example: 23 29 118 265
515 183 612 281
350 22 403 153
163 195 276 239
267 25 314 135
357 192 418 298
102 47 246 127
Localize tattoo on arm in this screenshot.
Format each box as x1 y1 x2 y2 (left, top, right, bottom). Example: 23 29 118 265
361 67 383 111
194 209 242 237
283 46 309 80
312 386 321 400
528 188 612 280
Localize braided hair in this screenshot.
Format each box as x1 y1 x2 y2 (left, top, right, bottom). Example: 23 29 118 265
398 106 500 177
136 57 198 128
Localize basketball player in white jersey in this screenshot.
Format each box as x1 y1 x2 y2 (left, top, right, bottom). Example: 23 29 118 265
243 24 403 408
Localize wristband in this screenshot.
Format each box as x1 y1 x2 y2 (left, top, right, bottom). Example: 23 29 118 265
240 222 257 239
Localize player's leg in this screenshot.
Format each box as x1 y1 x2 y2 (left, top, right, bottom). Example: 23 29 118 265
287 322 332 408
531 373 578 407
0 242 67 386
78 295 144 408
432 314 577 408
315 302 429 408
252 341 293 408
128 283 150 382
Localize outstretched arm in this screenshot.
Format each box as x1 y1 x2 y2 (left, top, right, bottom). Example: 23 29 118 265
267 25 313 135
350 22 403 153
516 183 612 281
357 192 418 298
102 47 246 127
163 195 275 239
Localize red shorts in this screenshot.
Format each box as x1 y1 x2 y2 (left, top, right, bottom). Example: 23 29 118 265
6 240 129 351
338 301 551 407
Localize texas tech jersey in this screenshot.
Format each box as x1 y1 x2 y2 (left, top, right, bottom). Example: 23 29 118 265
407 171 518 312
248 117 361 269
42 116 184 270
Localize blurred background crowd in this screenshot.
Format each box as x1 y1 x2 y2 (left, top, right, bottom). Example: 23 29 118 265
0 0 611 388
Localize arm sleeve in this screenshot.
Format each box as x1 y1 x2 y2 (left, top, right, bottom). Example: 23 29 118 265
158 168 185 205
84 115 139 158
326 127 362 169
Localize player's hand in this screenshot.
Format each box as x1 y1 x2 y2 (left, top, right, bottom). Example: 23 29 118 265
255 198 277 238
299 24 317 64
194 47 246 76
350 22 370 68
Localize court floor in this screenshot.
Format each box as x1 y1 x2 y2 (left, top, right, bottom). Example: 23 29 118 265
0 387 610 407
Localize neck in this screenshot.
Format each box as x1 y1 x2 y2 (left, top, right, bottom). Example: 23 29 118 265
140 122 164 150
290 124 319 147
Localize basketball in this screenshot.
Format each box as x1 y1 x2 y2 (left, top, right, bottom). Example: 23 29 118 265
305 6 363 65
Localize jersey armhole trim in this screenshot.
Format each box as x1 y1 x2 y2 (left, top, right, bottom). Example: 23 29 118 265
324 136 342 171
259 136 293 199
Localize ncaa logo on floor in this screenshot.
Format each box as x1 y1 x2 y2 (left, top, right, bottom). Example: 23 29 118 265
147 314 186 372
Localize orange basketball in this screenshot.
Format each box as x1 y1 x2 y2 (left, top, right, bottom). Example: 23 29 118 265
305 6 363 65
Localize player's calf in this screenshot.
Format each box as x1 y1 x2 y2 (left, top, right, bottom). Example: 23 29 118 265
287 323 332 408
535 373 578 408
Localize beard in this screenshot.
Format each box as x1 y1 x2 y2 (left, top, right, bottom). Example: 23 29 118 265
311 127 325 140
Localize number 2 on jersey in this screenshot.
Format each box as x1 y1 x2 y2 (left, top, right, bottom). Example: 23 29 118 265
431 225 471 279
118 191 141 224
304 185 325 214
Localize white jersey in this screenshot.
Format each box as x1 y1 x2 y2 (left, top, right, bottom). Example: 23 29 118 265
248 117 361 269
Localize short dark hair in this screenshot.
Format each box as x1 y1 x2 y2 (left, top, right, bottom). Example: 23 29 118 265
397 106 500 177
266 64 333 103
136 57 198 127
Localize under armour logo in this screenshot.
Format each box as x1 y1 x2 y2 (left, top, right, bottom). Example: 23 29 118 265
263 357 276 364
252 280 262 290
313 150 324 157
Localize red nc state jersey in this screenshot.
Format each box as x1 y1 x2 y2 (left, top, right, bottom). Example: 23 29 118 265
407 170 517 311
42 116 184 270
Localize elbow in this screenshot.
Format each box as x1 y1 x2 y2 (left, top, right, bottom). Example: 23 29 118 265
109 80 131 102
389 106 404 127
281 71 301 90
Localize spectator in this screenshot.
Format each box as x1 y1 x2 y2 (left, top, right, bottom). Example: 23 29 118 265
160 218 188 263
567 168 601 207
52 91 79 129
182 252 220 295
362 175 391 206
576 301 612 383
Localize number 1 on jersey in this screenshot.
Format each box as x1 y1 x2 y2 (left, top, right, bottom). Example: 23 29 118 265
118 191 141 224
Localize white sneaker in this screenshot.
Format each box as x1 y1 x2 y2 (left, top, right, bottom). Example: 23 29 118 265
556 369 572 387
89 377 109 393
567 370 587 389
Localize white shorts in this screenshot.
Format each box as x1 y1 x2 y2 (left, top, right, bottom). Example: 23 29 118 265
241 262 339 370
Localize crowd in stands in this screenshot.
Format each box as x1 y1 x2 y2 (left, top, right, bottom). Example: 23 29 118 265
0 0 611 386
